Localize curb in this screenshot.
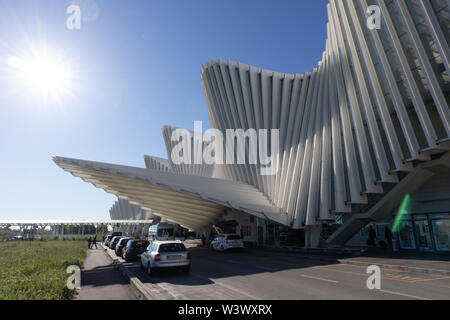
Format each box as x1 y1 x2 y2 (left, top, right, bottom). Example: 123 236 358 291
101 244 170 300
100 245 150 300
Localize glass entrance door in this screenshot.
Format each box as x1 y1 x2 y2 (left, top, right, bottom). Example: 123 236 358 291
432 219 450 252
414 220 433 251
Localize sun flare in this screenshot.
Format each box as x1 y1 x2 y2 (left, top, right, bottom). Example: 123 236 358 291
8 52 74 100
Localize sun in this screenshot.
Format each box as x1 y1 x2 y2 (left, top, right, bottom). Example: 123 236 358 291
8 52 75 101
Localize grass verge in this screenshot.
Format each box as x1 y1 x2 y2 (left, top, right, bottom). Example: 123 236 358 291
0 240 87 300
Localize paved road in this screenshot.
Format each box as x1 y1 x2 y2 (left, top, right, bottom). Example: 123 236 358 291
115 246 450 300
76 248 136 300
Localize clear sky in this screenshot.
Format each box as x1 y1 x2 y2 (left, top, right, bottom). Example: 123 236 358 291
0 0 329 221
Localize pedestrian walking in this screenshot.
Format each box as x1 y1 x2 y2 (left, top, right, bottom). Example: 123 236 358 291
92 235 98 249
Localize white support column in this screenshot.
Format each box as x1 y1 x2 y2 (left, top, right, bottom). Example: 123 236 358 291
305 225 322 248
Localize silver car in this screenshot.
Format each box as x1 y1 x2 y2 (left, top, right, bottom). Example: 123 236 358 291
140 240 190 276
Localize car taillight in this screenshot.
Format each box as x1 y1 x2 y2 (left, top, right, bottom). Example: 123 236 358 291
154 254 161 262
187 252 191 260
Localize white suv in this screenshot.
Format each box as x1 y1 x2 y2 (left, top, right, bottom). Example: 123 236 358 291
210 234 244 252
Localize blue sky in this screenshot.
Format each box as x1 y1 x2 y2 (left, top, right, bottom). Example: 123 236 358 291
0 0 328 220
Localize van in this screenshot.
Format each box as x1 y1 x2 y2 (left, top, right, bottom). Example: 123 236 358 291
148 223 175 241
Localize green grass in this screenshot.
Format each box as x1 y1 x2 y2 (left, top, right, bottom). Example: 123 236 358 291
0 241 87 300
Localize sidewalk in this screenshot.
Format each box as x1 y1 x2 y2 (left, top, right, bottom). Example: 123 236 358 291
75 246 136 300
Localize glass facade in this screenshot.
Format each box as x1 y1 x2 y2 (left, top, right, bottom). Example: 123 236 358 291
398 220 416 250
395 213 450 253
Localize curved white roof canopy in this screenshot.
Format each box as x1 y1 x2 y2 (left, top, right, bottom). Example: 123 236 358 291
54 156 287 231
110 198 156 222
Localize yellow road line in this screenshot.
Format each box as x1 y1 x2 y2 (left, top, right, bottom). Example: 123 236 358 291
337 264 450 283
337 262 447 277
409 276 450 283
338 263 411 273
312 265 419 283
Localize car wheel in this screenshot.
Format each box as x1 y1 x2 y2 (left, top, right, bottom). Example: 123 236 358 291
220 245 225 252
182 267 190 274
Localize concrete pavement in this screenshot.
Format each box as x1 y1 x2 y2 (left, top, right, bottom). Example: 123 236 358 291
103 244 450 300
252 248 450 276
75 247 136 300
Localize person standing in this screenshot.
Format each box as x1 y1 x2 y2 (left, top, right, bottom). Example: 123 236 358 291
367 226 377 247
88 237 92 249
385 226 393 248
201 233 206 246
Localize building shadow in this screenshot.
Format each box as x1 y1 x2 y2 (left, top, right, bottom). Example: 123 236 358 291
121 246 345 287
81 265 131 287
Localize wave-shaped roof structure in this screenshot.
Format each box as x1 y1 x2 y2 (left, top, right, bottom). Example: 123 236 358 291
55 0 450 245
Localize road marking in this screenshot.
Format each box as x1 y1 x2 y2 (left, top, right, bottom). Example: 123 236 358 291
347 260 449 275
409 275 450 283
313 265 423 284
312 265 368 277
226 259 278 272
301 274 339 283
191 273 262 300
384 273 423 282
339 263 410 273
379 289 432 300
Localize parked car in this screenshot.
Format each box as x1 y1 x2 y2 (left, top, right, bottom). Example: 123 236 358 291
140 240 190 276
122 239 150 262
115 237 131 256
109 236 121 250
210 234 244 252
5 236 24 242
104 235 113 246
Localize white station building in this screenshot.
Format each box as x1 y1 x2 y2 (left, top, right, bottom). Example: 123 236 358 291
55 0 450 252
